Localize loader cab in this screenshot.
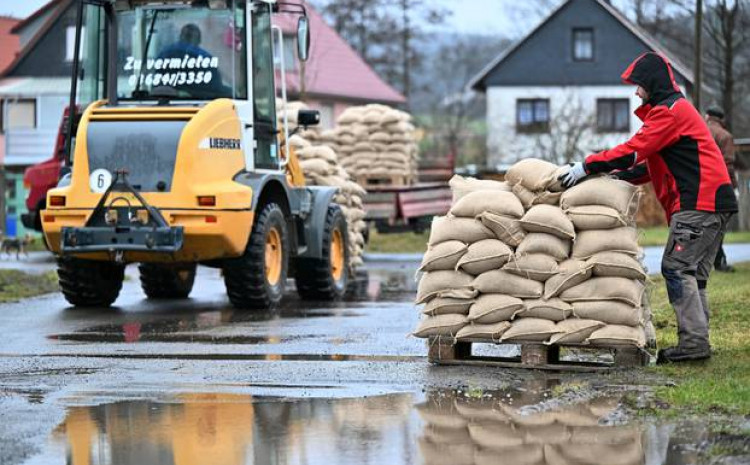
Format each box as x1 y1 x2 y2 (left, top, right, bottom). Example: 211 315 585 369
67 0 310 172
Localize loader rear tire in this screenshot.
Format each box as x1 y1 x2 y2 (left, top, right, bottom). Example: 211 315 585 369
295 204 349 301
57 257 125 307
223 202 288 310
138 263 196 299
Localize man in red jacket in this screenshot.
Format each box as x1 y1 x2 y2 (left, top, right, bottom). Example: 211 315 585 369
559 52 738 363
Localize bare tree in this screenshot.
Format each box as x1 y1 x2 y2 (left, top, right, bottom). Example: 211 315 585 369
530 94 596 165
703 0 750 130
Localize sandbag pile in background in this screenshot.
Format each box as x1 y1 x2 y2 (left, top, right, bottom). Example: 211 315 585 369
418 392 644 465
413 159 650 349
321 104 419 185
277 100 368 269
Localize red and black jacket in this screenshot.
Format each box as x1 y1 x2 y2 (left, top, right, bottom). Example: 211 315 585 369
583 52 738 221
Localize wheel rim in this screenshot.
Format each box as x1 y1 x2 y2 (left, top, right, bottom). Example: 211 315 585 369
330 228 345 282
265 227 283 286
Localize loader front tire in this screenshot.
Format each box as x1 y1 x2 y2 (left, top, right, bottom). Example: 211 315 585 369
138 263 196 299
295 204 349 301
57 257 125 307
224 202 288 309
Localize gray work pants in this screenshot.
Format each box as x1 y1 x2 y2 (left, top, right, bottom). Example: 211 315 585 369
661 210 732 349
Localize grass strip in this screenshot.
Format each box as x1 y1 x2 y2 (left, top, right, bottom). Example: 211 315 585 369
648 262 750 414
0 270 59 303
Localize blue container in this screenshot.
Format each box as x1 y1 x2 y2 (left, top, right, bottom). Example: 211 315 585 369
5 215 17 237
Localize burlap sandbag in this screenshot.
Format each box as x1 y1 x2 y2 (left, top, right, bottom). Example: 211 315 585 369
569 424 641 445
416 270 475 303
472 270 544 298
586 325 646 347
501 317 558 342
300 158 335 175
428 216 494 245
502 253 559 281
524 423 572 445
413 314 468 338
474 445 544 465
560 177 641 217
506 158 561 191
520 205 575 239
516 233 571 261
419 240 468 272
560 277 645 306
571 301 643 326
454 400 511 423
422 425 472 446
512 183 563 209
456 321 512 341
418 439 474 465
548 319 605 344
544 259 593 299
587 252 647 280
449 175 511 202
572 227 640 259
554 404 602 427
456 239 513 275
468 294 525 324
468 422 525 449
566 205 629 230
477 212 526 247
416 402 467 429
517 298 573 321
450 191 524 219
421 294 473 318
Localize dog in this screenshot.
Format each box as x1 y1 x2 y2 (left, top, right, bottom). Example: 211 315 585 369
1 234 33 260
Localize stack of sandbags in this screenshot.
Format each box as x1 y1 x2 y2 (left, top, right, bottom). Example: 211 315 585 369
413 160 651 349
277 101 368 269
418 392 644 465
326 104 419 184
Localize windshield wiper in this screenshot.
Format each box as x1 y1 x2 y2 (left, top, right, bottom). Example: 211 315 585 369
132 10 160 99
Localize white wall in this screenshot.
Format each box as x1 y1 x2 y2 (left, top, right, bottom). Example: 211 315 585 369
486 85 646 169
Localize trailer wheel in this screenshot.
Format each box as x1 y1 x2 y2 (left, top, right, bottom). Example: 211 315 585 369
138 263 196 299
57 257 125 307
295 205 349 301
224 202 288 309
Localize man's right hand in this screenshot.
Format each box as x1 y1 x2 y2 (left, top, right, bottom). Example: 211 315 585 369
558 162 587 188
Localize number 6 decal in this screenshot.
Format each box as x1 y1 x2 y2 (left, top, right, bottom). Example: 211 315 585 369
89 169 113 193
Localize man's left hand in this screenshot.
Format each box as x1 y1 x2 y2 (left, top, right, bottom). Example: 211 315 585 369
558 162 587 188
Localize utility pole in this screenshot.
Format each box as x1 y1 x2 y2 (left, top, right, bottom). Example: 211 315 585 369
401 0 411 110
693 0 703 109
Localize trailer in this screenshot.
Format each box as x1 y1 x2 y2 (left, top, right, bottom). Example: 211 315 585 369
363 156 453 234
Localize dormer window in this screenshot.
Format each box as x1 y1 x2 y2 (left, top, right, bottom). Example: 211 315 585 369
573 28 594 61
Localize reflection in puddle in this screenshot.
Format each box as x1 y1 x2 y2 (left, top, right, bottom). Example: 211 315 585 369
46 387 711 465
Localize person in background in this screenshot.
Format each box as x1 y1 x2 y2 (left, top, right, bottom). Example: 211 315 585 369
558 52 738 364
705 107 737 272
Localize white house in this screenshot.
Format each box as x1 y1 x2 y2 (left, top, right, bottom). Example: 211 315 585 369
468 0 694 169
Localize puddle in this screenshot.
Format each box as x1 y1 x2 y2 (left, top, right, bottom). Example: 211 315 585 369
37 385 727 465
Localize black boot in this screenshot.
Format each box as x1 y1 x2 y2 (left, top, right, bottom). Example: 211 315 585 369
656 345 712 364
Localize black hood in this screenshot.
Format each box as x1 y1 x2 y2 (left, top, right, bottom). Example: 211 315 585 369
621 52 682 105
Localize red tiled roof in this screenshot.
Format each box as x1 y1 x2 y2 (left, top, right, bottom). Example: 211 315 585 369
273 3 405 105
0 17 21 74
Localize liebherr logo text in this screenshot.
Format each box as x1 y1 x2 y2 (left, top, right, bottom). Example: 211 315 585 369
200 138 242 150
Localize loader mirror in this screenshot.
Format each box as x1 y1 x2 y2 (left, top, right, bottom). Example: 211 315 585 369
297 16 310 62
297 109 320 128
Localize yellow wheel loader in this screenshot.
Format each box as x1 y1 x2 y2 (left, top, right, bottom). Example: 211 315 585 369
42 0 349 309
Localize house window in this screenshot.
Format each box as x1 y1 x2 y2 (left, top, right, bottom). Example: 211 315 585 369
517 99 550 133
597 98 630 132
66 26 86 62
573 28 594 61
5 99 37 130
273 35 297 71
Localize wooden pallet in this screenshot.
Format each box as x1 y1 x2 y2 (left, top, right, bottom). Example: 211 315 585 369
427 337 650 372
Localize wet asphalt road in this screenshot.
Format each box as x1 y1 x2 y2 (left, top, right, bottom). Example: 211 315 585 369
1 251 750 465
